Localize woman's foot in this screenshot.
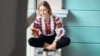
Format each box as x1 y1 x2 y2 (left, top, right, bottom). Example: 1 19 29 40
43 42 56 51
45 44 56 51
43 48 55 52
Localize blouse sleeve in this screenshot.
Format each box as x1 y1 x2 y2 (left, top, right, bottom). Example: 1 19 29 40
55 17 65 40
31 17 41 37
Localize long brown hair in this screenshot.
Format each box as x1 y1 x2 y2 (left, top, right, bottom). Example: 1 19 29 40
37 1 52 16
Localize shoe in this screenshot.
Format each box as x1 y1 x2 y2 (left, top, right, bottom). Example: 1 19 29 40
37 51 43 54
43 48 56 52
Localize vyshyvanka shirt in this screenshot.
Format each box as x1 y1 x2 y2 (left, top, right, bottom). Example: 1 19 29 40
31 15 65 40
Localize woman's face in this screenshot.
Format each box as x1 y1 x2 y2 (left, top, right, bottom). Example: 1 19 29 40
39 6 49 17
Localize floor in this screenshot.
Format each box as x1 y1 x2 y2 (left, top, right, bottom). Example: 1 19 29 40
34 48 61 56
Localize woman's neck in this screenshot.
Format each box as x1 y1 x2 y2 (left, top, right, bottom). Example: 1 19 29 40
44 14 50 20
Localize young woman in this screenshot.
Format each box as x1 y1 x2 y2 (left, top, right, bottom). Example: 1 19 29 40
28 1 70 56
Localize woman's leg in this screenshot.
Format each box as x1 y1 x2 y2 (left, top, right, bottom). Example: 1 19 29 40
56 36 70 49
43 36 70 51
43 43 51 48
42 34 56 48
28 37 45 47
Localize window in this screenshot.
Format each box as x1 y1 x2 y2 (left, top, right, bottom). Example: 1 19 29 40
27 0 36 17
27 0 36 56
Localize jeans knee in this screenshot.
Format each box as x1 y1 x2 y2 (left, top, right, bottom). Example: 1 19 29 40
64 37 71 46
67 37 71 45
28 38 34 46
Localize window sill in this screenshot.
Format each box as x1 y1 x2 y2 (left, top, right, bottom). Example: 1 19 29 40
52 9 68 18
27 9 68 18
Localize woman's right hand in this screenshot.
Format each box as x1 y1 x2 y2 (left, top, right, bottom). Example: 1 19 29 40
32 32 38 37
32 29 39 38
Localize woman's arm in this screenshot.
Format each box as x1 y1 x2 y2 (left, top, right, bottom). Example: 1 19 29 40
31 17 41 37
54 18 65 41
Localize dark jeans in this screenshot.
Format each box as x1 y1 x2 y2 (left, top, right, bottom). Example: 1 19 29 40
28 34 70 49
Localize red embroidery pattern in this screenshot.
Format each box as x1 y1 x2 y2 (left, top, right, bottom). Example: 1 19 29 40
45 18 51 35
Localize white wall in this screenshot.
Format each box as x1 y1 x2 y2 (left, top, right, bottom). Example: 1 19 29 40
0 0 27 56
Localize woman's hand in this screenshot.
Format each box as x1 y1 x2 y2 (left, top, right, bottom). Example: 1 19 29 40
32 32 39 38
32 29 39 38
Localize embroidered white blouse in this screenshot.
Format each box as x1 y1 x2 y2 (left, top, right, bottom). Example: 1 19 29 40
31 15 65 40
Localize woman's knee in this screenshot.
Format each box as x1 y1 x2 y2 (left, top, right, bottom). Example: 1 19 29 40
28 37 44 47
66 37 71 45
28 38 34 46
63 37 71 46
